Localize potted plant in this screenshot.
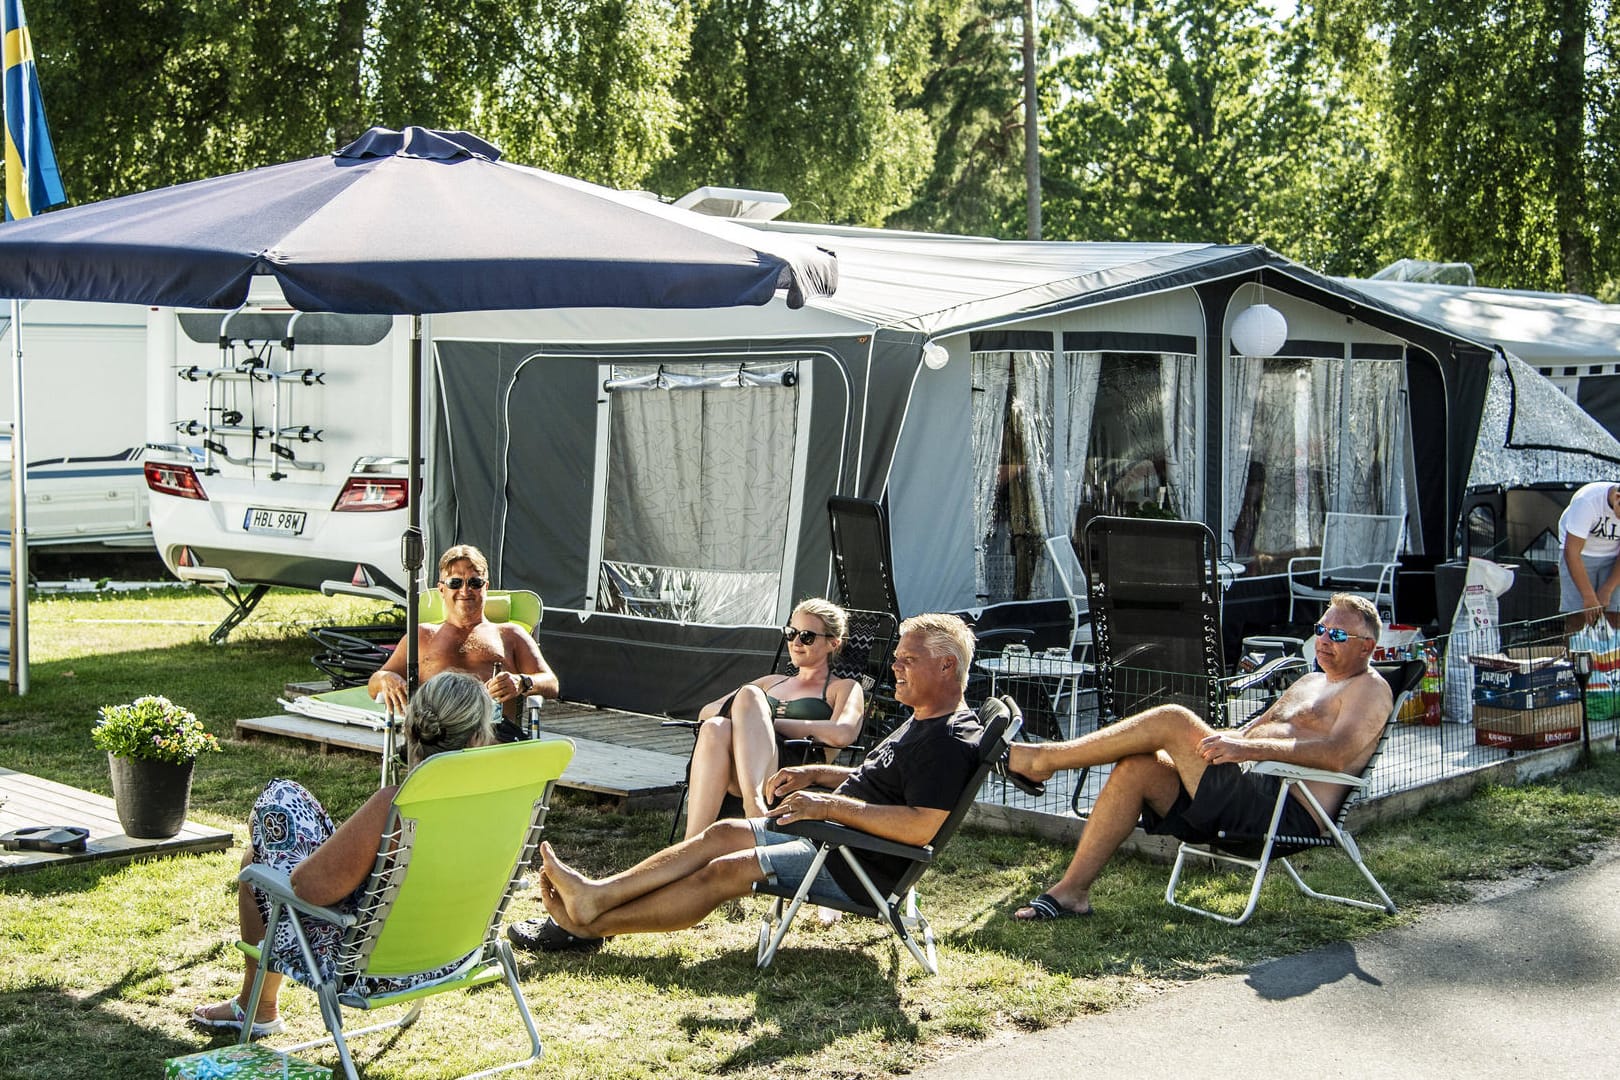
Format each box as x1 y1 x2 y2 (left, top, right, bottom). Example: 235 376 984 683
92 695 220 839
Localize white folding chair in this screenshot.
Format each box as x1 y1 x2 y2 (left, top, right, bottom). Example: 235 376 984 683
1287 512 1405 622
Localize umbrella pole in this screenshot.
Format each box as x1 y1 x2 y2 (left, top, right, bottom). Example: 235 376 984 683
403 318 425 696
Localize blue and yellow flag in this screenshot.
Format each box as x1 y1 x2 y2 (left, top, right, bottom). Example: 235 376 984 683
2 0 64 220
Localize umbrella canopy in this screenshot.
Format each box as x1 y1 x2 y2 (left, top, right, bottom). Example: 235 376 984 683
0 126 838 711
0 126 836 313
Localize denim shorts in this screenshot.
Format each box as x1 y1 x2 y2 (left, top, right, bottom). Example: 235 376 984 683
1559 552 1620 613
750 819 854 905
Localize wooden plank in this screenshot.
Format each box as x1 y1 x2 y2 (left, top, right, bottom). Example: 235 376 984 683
233 713 686 809
0 767 233 877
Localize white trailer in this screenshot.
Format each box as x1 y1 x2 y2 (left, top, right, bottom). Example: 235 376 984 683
0 300 151 549
142 281 414 639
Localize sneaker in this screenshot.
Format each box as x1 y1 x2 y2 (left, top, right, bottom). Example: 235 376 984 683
507 917 606 954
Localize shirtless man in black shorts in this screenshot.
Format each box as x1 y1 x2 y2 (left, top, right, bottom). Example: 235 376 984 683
529 613 983 944
366 544 558 739
1005 592 1391 920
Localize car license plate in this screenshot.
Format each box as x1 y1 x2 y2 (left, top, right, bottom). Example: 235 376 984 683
243 507 307 536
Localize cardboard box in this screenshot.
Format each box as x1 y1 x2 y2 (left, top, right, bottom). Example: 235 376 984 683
1473 683 1582 710
1472 703 1581 751
1470 648 1574 694
165 1044 332 1079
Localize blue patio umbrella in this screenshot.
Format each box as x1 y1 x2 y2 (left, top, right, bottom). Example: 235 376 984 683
0 126 838 704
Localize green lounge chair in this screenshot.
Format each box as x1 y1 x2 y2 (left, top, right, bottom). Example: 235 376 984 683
237 738 574 1079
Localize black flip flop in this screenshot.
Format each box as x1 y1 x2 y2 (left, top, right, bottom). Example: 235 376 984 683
0 826 90 853
993 757 1047 798
1014 892 1091 921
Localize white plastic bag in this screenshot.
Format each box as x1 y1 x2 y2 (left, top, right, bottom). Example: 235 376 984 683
1442 557 1516 724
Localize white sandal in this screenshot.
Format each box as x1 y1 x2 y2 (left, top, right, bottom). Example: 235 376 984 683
190 998 284 1039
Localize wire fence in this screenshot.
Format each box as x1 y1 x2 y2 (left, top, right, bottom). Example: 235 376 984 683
972 613 1620 817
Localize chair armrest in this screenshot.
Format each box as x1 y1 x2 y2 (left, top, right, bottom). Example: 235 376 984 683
770 816 935 864
1222 655 1309 695
1286 556 1322 576
661 718 701 730
238 864 359 927
1246 760 1366 788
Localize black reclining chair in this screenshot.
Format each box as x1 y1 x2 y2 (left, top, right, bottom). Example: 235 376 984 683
753 695 1021 975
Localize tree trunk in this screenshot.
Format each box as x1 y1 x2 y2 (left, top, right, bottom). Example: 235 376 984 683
333 0 369 148
1023 0 1041 240
1551 0 1593 294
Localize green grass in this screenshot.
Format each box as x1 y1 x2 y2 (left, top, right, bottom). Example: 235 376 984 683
4 587 1620 1078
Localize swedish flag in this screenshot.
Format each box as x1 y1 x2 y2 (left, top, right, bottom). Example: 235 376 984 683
2 0 64 220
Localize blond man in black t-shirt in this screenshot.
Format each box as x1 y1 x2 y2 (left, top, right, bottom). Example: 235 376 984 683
516 614 980 950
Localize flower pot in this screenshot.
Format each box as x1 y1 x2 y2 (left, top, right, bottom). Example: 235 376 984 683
107 754 194 839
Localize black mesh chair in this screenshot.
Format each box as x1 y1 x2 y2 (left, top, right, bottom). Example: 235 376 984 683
828 496 902 620
754 695 1021 974
1164 658 1424 925
664 608 900 842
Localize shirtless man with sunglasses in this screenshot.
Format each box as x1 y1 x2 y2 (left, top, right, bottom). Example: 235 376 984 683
367 544 558 737
1001 593 1390 921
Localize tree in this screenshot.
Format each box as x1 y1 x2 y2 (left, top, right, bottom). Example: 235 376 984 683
1037 0 1378 263
19 1 691 201
1315 0 1619 296
647 0 937 225
886 0 1029 237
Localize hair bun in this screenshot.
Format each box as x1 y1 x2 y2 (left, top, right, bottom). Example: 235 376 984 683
410 702 445 744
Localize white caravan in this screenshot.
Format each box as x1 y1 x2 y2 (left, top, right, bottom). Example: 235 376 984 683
142 281 413 636
0 301 151 549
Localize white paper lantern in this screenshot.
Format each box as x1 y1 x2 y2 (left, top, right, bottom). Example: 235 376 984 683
1230 303 1288 357
922 342 950 369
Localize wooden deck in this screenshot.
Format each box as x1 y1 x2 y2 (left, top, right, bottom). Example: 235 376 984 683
237 700 690 810
0 767 233 877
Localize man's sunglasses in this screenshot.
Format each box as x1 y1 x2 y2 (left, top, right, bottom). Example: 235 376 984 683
1314 622 1374 643
441 576 487 591
783 625 834 646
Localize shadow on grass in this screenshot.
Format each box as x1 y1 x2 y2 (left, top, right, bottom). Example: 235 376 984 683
521 939 915 1070
0 963 214 1075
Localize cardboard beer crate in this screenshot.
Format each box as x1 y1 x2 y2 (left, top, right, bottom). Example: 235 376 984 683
165 1044 332 1079
1469 647 1574 694
1473 682 1582 711
1472 702 1581 750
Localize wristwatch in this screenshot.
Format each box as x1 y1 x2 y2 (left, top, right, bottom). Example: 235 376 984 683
517 673 534 697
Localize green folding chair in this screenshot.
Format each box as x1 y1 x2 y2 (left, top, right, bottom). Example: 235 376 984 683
417 589 543 633
237 738 574 1079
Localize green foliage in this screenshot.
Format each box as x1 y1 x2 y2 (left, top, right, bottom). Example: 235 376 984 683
886 0 1028 237
1312 0 1618 294
1039 0 1358 256
92 695 221 764
648 0 938 224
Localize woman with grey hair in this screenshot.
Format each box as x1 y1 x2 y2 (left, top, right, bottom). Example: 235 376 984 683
191 671 496 1038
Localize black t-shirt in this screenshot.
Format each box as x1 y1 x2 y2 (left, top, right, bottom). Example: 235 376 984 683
824 708 983 898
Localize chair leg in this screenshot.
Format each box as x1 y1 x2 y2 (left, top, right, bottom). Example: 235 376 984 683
1164 842 1273 926
756 847 830 969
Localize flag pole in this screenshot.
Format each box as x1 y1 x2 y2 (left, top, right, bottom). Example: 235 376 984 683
8 298 26 694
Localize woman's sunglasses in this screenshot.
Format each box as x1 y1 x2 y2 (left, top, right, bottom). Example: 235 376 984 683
1314 622 1374 643
783 625 833 646
441 576 487 591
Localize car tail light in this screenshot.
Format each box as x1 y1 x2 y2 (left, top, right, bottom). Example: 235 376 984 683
333 476 409 512
144 462 208 500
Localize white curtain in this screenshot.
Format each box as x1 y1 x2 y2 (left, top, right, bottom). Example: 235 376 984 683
1223 355 1265 553
1347 359 1406 517
1009 351 1055 594
970 353 1012 600
1159 353 1198 520
1061 350 1103 529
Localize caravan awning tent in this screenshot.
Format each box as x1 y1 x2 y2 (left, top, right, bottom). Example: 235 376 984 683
427 229 1610 712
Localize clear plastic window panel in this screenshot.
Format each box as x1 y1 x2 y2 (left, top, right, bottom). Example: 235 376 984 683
1224 355 1406 574
599 361 797 625
971 350 1198 604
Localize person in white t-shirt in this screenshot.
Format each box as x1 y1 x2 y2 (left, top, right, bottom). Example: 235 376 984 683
1557 481 1620 631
